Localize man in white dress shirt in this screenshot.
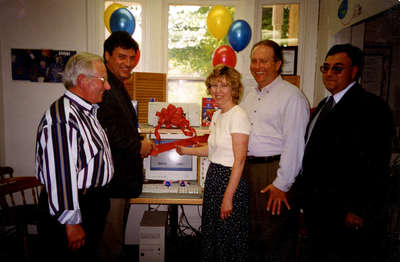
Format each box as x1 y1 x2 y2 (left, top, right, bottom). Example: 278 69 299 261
240 39 309 262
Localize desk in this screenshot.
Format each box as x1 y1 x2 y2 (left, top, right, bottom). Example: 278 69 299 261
130 193 203 240
131 125 207 241
130 193 203 205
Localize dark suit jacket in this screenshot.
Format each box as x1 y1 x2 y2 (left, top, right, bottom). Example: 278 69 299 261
97 70 143 198
298 84 393 233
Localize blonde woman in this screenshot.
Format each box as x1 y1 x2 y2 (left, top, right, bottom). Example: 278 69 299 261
177 65 251 261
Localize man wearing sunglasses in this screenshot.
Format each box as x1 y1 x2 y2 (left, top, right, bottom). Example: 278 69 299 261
297 44 394 261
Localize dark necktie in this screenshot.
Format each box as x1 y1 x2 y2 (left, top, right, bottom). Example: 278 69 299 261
305 96 335 142
317 96 335 121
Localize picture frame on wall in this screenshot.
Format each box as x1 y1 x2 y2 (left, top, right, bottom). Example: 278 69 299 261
281 46 298 75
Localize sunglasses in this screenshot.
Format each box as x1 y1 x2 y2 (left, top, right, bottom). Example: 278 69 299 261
320 64 351 74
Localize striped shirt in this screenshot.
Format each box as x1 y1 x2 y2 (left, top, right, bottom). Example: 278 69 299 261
35 90 113 224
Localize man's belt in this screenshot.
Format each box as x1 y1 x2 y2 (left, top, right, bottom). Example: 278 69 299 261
246 155 281 164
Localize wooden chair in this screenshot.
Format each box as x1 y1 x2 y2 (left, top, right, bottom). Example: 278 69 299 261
0 176 43 261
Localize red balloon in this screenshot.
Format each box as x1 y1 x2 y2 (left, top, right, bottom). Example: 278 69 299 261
212 45 237 67
133 49 140 68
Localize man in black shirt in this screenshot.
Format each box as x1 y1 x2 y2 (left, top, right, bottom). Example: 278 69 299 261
98 31 154 262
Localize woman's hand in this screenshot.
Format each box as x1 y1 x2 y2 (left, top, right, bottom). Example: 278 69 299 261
176 145 186 155
220 195 233 220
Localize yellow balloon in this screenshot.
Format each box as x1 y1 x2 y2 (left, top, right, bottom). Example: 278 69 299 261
207 5 232 40
104 3 125 33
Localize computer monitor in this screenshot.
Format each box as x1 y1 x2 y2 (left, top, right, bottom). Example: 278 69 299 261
143 133 198 181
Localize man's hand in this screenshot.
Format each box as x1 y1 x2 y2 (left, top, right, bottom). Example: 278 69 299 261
260 184 290 215
140 138 155 157
345 212 364 230
65 224 85 251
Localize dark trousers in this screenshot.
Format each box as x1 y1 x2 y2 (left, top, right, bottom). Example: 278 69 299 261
245 160 299 262
38 187 110 262
303 198 387 262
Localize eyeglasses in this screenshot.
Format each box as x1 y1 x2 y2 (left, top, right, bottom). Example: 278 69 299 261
210 84 230 90
87 75 107 84
320 64 351 74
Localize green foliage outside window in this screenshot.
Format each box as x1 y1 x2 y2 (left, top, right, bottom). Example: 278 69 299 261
168 6 233 78
261 6 291 46
262 8 273 30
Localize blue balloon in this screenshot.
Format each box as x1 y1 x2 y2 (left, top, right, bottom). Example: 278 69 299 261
110 8 136 35
228 20 252 52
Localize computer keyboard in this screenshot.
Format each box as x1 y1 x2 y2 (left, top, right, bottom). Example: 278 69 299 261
142 183 202 194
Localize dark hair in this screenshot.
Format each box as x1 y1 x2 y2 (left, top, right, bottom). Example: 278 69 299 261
103 31 139 59
250 39 283 74
326 44 363 78
205 64 243 104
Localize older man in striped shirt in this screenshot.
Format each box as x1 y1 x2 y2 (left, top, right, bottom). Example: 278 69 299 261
35 52 114 261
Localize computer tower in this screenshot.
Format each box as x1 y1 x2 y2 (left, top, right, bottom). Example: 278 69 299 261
139 211 168 262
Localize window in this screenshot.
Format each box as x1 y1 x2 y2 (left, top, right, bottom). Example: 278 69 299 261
261 4 299 46
167 5 233 104
104 1 142 70
168 79 208 103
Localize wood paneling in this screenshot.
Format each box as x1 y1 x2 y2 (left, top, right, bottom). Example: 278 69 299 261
282 75 300 87
125 72 167 124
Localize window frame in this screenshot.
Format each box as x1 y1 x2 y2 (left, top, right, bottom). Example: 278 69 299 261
163 1 241 103
254 0 301 76
254 0 301 42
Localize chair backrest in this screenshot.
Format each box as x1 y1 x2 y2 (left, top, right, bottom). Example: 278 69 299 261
0 166 14 179
0 177 42 209
0 176 44 260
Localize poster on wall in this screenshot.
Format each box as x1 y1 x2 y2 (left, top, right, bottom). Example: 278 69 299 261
11 48 76 82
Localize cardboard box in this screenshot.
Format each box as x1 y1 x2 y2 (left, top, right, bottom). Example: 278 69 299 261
201 98 218 127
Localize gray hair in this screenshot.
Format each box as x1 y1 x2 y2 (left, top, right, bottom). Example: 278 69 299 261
63 52 104 89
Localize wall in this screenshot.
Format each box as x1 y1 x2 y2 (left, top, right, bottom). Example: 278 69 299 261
0 39 4 165
0 0 90 175
325 0 398 36
314 0 399 106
